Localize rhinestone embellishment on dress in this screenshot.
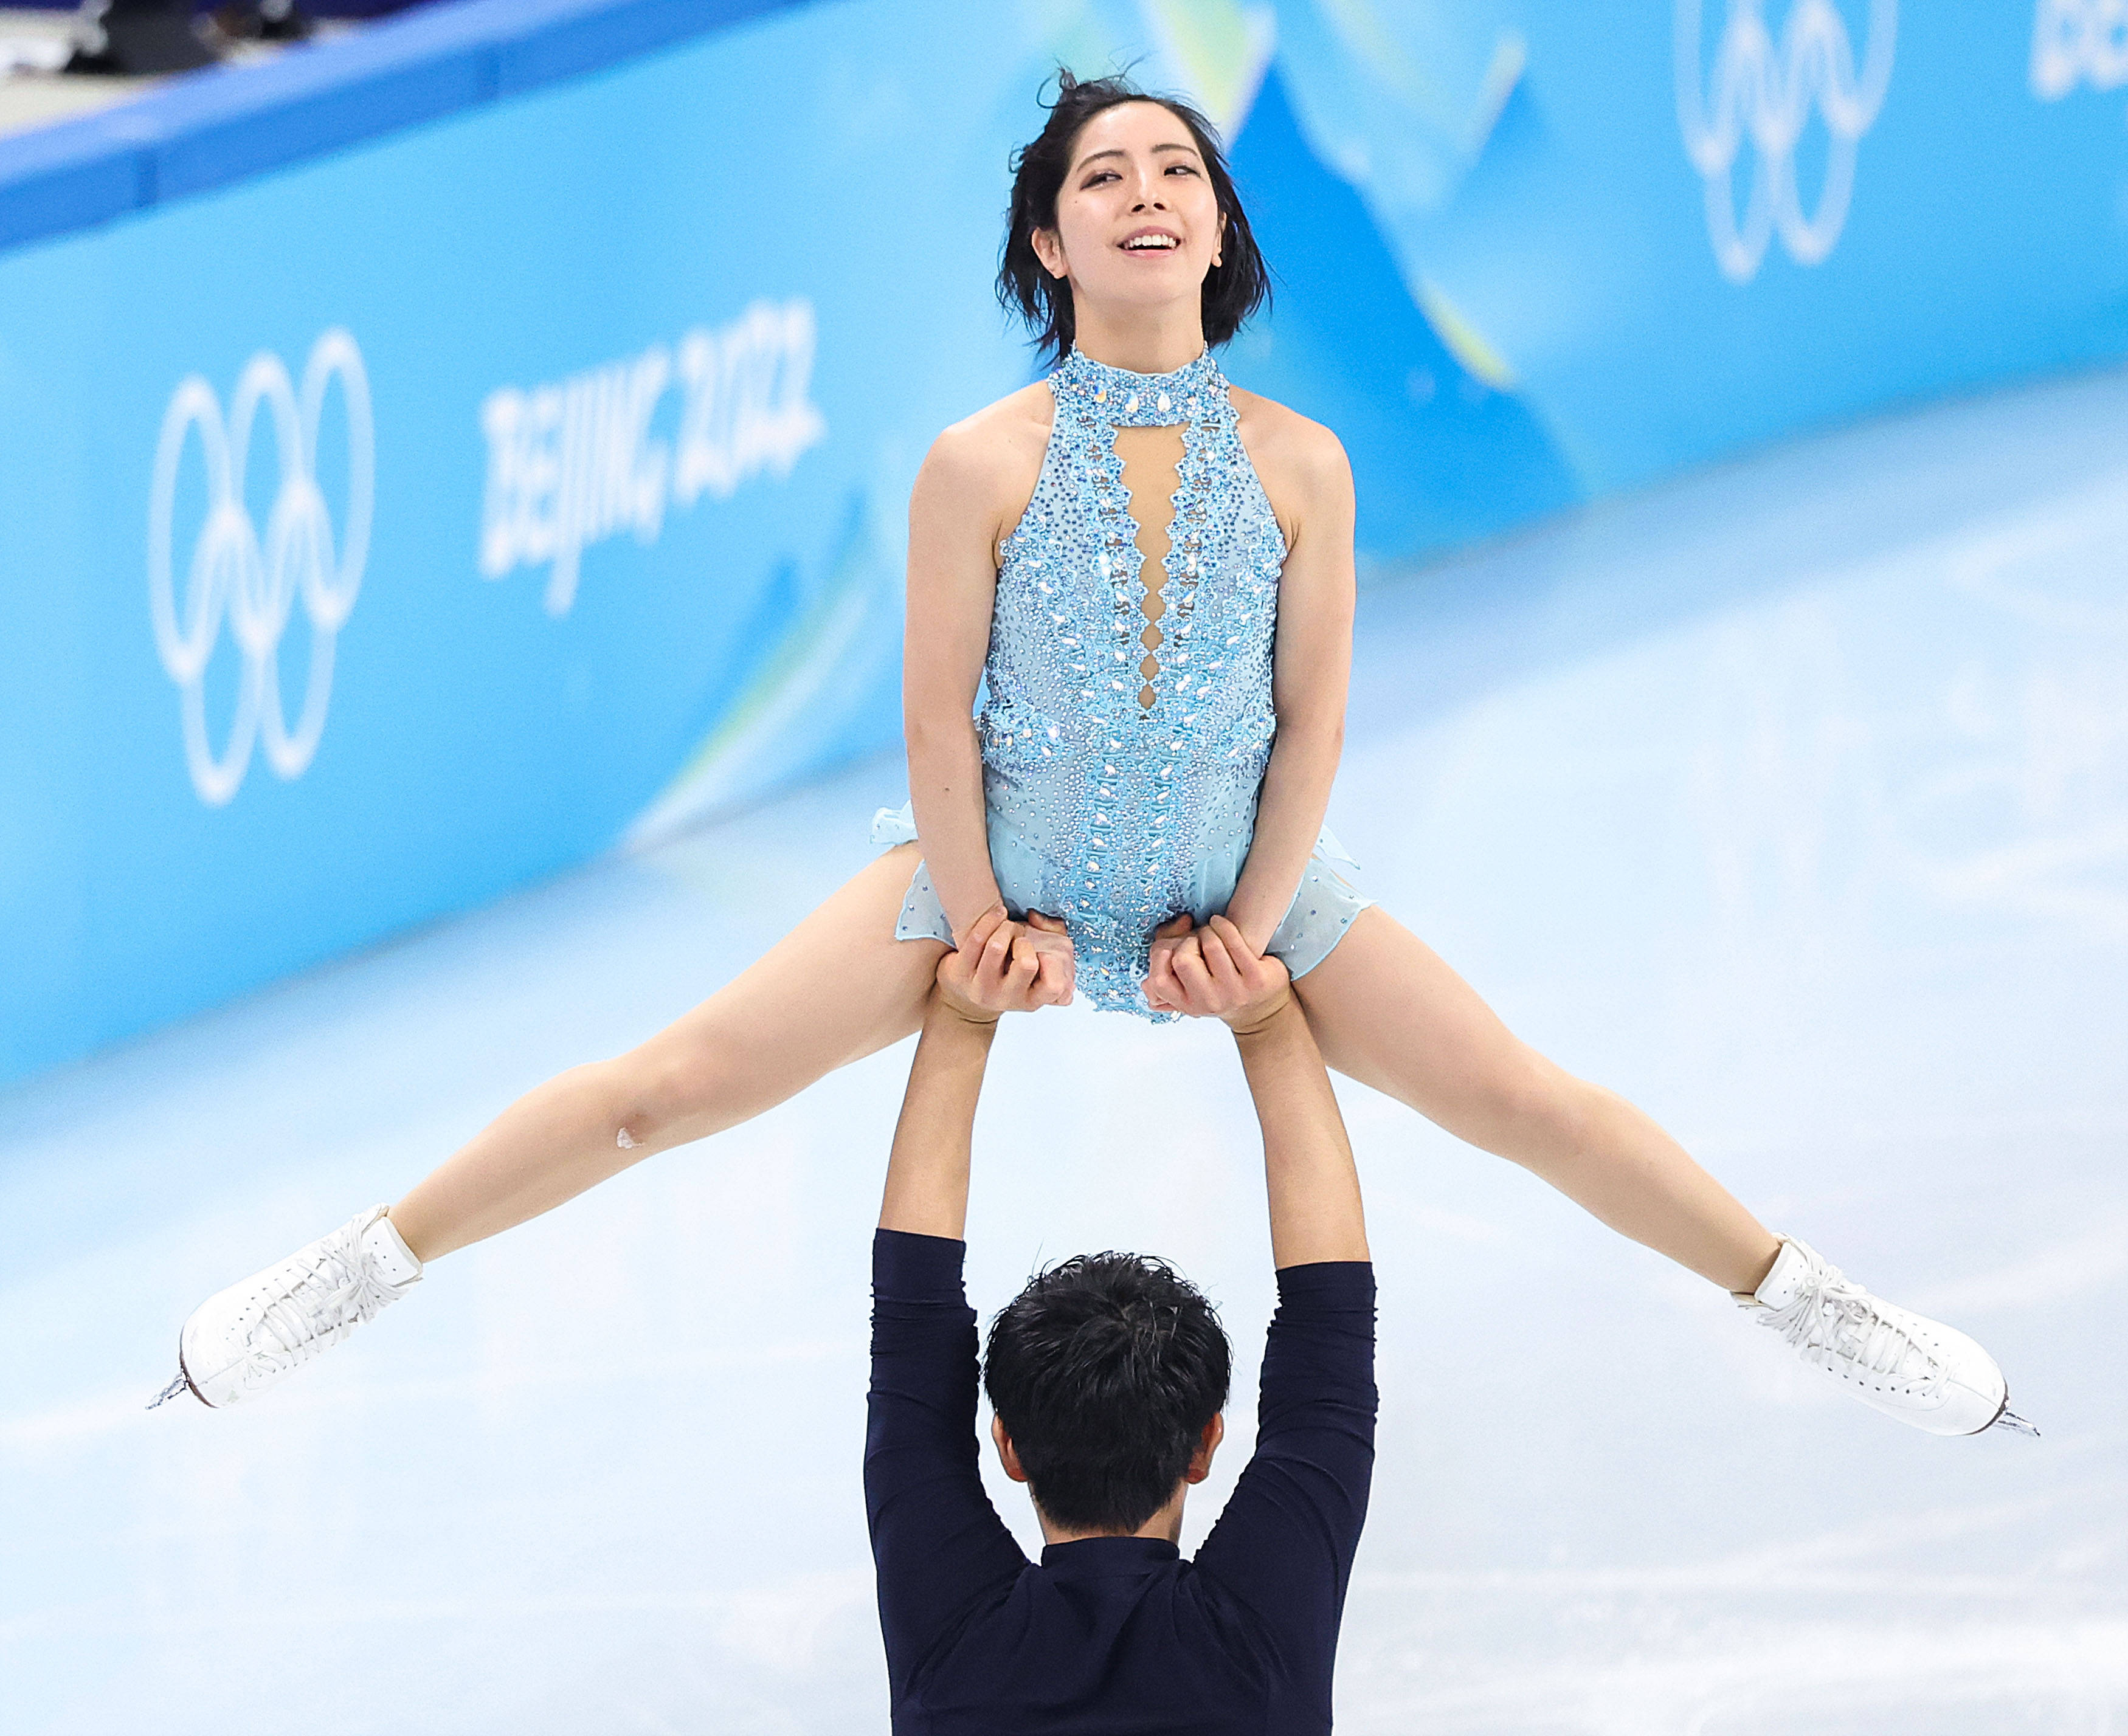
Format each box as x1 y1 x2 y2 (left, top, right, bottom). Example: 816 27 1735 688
976 346 1287 1017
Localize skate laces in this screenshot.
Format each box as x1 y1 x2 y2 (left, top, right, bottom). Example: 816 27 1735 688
1761 1256 1943 1394
250 1223 400 1369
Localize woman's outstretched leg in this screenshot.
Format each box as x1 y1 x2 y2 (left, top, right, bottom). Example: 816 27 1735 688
164 844 947 1407
1290 906 2026 1435
392 842 947 1260
1291 906 1778 1292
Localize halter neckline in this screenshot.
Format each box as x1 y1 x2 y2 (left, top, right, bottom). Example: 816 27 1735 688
1052 345 1224 427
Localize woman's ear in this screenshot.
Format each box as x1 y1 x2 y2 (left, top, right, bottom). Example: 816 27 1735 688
1031 226 1068 281
991 1413 1031 1482
1183 1413 1226 1483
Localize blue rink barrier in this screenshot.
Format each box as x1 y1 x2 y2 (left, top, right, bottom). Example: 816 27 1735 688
4 0 2127 1087
0 1 811 252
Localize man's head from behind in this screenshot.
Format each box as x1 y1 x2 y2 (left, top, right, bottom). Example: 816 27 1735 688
984 1252 1231 1538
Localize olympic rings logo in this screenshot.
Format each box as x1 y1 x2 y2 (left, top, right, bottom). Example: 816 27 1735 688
1675 0 1898 283
2030 0 2128 100
148 329 373 807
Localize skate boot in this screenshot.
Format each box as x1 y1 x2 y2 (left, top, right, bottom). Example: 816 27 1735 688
153 1205 422 1408
1737 1238 2035 1436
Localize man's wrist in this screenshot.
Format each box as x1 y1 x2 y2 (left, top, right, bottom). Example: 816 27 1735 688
1224 983 1295 1036
930 983 1002 1030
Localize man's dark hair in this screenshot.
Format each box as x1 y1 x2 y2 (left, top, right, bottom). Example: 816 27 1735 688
998 70 1272 368
984 1252 1232 1534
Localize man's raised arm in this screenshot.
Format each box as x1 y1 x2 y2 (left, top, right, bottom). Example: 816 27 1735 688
1188 915 1375 1699
867 907 1057 1695
877 904 1068 1237
1182 916 1369 1266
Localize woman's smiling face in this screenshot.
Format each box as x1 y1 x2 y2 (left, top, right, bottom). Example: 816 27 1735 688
1032 100 1225 326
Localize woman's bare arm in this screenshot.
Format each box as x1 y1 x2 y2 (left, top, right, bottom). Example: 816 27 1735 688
1224 416 1355 953
902 398 1074 1006
903 422 1013 941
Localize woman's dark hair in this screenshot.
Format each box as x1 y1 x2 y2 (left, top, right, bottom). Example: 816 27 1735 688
998 71 1271 367
984 1250 1231 1534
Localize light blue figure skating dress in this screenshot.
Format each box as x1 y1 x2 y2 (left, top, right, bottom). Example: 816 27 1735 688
874 346 1371 1021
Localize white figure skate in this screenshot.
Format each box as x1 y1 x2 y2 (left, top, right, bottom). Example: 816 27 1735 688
1739 1238 2036 1436
153 1205 422 1408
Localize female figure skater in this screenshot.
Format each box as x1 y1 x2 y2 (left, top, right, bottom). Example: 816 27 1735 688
162 74 2028 1438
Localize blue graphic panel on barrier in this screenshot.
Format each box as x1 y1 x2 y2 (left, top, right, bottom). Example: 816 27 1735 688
0 2 1031 1081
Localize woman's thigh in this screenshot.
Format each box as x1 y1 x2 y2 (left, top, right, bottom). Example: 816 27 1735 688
629 842 949 1143
1293 905 1572 1156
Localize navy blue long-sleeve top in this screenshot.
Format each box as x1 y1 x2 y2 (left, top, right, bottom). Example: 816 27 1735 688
865 1228 1377 1734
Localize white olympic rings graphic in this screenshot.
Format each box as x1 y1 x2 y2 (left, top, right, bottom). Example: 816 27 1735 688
148 329 373 807
1675 0 1898 283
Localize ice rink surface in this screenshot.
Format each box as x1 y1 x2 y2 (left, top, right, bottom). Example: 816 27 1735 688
5 363 2126 1735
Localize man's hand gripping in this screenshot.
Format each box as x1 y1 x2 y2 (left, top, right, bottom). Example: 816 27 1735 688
945 906 1074 1017
1142 914 1287 1023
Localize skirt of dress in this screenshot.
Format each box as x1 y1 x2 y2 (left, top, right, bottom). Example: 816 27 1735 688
869 800 1374 991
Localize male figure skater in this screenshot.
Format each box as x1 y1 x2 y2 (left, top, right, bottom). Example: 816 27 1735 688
866 909 1376 1732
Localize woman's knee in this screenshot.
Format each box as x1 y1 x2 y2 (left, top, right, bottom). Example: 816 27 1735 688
587 1040 744 1153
